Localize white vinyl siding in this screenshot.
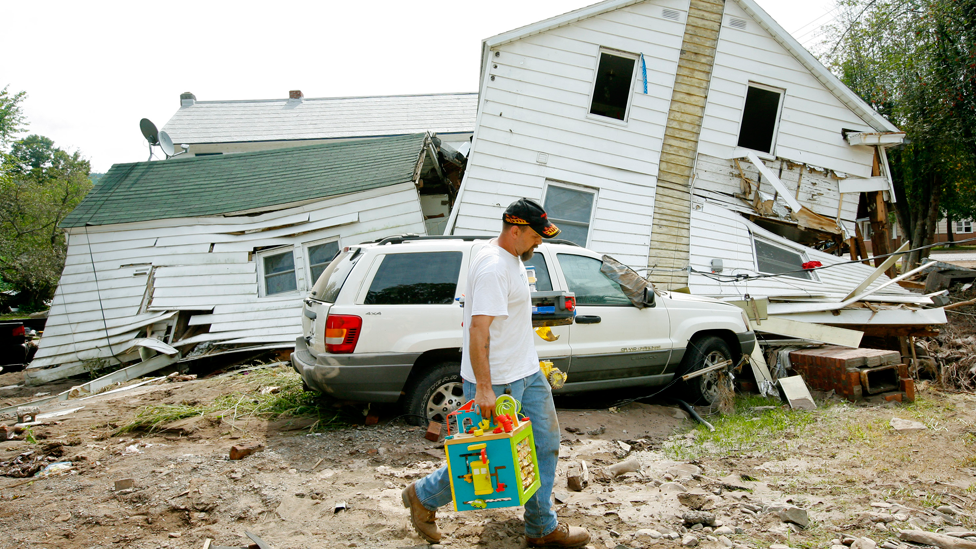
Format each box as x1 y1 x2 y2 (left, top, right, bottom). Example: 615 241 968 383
452 0 688 267
698 1 877 177
33 182 426 371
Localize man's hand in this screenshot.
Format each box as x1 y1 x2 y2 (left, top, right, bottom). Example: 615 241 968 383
475 384 496 420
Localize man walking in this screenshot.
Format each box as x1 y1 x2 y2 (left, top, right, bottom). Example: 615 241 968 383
402 198 590 548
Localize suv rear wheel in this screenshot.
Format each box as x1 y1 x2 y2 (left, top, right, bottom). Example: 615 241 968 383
680 336 732 405
402 361 465 426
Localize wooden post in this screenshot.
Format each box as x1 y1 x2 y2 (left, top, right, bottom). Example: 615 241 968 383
868 148 897 278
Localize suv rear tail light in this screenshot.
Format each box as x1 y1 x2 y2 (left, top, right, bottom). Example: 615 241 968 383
11 325 25 337
325 314 362 354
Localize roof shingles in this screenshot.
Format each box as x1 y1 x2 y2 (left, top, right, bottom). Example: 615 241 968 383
62 133 427 228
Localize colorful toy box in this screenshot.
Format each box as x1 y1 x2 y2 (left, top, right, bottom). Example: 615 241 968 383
444 396 540 511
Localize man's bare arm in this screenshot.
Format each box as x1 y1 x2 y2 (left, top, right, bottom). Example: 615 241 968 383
469 315 495 419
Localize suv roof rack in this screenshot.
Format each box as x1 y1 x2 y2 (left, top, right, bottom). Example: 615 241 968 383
367 234 493 246
364 234 584 247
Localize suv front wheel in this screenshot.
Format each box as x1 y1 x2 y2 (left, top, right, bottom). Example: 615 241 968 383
402 361 465 426
679 336 732 405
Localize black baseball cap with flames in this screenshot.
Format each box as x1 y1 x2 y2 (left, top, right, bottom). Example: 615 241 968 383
503 198 560 239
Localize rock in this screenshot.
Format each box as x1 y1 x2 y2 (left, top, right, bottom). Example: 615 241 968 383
843 536 857 545
871 502 893 509
682 534 699 547
617 440 632 453
832 546 848 549
890 417 926 431
900 530 976 549
881 542 900 549
907 517 929 530
776 505 810 528
114 478 135 491
607 458 640 478
430 545 444 549
714 526 734 535
770 544 791 549
719 535 734 547
567 460 589 491
634 529 663 541
168 532 181 538
691 523 704 531
678 491 711 510
851 538 877 549
229 442 265 460
674 408 690 419
660 482 688 493
683 511 717 527
706 535 718 542
586 425 606 436
938 505 961 516
668 464 702 480
875 523 888 531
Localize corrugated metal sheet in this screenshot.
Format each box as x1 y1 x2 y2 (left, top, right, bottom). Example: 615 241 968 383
161 93 478 144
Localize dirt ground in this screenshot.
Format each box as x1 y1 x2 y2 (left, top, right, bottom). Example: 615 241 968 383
1 361 974 549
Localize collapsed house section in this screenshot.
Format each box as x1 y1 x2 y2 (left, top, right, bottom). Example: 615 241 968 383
30 133 466 383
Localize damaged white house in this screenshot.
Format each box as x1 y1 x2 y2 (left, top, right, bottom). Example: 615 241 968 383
446 0 946 341
29 133 456 382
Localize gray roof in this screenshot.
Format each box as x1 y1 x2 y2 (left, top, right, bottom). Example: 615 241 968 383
161 92 478 144
62 133 427 228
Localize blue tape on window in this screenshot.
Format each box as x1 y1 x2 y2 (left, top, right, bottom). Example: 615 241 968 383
640 53 648 94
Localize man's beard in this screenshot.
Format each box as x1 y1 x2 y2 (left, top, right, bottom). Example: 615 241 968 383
520 248 535 261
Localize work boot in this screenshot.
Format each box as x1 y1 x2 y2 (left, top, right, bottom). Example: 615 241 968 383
401 482 441 543
526 522 590 548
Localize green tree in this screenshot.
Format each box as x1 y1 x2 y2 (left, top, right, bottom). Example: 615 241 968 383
0 85 27 149
823 0 976 267
0 133 92 309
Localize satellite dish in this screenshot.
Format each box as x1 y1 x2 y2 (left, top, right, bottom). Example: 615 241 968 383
140 118 159 145
158 130 175 157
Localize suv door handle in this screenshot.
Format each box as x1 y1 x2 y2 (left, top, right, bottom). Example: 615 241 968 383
575 315 601 324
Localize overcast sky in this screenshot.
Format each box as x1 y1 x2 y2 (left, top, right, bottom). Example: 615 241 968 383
2 0 838 173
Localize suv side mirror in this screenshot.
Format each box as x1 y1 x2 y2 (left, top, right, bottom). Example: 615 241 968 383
643 287 656 308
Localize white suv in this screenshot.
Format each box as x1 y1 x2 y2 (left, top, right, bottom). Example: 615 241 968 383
292 235 756 423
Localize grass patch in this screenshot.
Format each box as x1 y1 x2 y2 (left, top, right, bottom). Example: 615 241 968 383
663 395 816 459
114 364 350 435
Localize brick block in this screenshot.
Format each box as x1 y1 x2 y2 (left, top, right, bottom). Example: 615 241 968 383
884 393 903 402
425 421 442 442
900 378 916 402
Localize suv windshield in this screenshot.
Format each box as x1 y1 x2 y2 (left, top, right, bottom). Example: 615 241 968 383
309 248 361 303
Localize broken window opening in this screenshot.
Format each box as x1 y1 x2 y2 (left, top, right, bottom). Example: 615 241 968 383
589 50 637 122
754 238 815 281
258 247 298 296
543 183 597 247
737 83 784 154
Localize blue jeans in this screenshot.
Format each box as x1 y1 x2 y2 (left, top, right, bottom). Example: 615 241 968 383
413 369 560 537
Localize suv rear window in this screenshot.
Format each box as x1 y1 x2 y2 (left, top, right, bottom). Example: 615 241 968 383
309 248 361 303
365 252 462 305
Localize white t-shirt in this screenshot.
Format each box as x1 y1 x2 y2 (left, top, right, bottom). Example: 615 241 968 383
460 241 540 385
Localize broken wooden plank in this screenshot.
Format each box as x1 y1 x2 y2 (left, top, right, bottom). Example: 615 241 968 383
745 152 802 212
750 317 863 348
842 241 911 301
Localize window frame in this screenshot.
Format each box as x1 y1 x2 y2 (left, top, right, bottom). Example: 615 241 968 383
586 47 640 125
542 181 599 247
955 220 973 234
256 246 300 298
751 236 820 283
735 81 786 157
303 237 341 290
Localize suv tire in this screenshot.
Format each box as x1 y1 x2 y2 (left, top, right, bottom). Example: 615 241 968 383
680 335 732 405
402 361 465 426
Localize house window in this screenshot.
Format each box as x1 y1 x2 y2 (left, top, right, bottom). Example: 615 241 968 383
737 83 785 154
543 184 597 247
589 50 638 121
955 220 973 234
754 238 813 280
365 252 463 305
306 240 340 285
259 248 298 296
